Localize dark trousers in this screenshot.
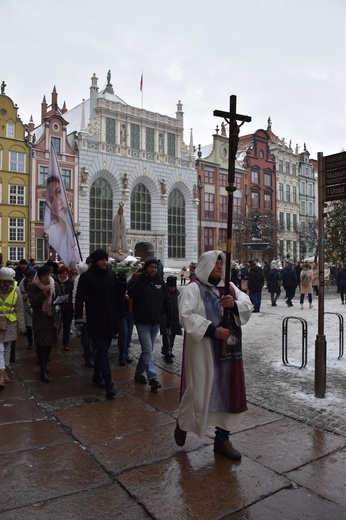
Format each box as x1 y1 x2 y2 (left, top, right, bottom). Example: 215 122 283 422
118 311 134 361
250 292 262 312
62 316 72 347
36 345 52 368
25 326 33 347
81 324 93 364
93 337 112 389
286 286 296 303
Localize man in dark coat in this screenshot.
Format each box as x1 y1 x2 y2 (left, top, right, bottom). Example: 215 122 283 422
281 262 297 307
247 261 264 312
128 256 173 391
75 249 126 399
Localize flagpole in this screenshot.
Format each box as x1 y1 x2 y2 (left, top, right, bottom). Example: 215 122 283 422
140 71 143 109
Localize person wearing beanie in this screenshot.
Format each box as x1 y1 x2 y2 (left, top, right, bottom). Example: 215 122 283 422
75 249 127 399
19 269 36 350
281 261 297 307
160 276 182 363
14 259 28 284
128 256 173 391
0 268 26 389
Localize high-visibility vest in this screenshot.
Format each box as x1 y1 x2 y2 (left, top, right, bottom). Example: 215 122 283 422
0 282 18 322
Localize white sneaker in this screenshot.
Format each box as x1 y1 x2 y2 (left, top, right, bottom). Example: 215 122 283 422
300 304 304 310
309 303 313 308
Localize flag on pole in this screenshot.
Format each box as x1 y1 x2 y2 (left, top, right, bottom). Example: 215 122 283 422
140 72 143 92
44 142 81 267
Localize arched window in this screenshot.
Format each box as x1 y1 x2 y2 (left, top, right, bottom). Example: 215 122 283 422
131 183 151 230
168 189 185 258
89 178 113 253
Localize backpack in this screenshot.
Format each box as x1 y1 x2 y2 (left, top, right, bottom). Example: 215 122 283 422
301 272 309 286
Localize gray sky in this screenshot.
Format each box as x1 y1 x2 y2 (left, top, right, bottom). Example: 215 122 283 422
3 0 345 159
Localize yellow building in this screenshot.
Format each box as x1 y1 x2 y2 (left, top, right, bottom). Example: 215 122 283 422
0 84 31 263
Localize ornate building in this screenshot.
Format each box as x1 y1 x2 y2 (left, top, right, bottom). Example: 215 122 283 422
63 72 198 266
0 83 31 262
298 145 317 259
29 87 79 263
196 124 245 259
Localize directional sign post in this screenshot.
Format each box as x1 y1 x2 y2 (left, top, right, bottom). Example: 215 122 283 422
324 151 346 201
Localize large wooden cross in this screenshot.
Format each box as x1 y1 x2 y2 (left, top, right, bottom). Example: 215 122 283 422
214 95 251 354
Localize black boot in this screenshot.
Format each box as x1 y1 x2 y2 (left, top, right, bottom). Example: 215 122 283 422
38 347 51 383
40 365 51 383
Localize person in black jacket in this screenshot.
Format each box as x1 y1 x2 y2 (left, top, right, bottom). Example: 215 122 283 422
75 249 126 399
56 264 74 352
281 262 297 307
337 261 346 304
247 261 264 312
128 256 173 392
267 261 282 306
160 276 182 363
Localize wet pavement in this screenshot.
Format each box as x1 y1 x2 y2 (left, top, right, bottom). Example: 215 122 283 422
1 289 346 519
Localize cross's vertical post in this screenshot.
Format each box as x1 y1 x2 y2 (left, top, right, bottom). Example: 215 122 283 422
214 95 251 355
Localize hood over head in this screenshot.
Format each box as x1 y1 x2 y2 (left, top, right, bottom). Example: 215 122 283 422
195 250 225 286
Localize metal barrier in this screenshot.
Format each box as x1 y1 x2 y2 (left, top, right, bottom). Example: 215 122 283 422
324 312 344 359
282 316 308 368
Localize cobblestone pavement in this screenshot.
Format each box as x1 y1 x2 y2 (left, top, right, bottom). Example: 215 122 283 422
61 287 346 437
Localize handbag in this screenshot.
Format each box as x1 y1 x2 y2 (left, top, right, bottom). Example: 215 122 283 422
0 313 7 331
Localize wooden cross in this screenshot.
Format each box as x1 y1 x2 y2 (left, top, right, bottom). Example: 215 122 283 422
214 95 251 355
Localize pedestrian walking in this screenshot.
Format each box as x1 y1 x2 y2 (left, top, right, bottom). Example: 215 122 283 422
75 249 127 399
174 250 252 460
267 261 281 306
337 261 346 304
0 268 26 389
281 261 297 307
161 276 182 363
299 263 314 309
180 266 188 285
56 264 74 352
19 269 36 350
324 262 331 291
247 260 264 312
128 256 173 392
311 263 319 297
27 266 58 383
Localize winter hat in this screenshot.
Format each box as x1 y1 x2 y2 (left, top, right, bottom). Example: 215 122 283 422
90 249 109 263
270 261 277 267
0 267 16 280
25 269 36 278
143 256 159 270
166 276 177 287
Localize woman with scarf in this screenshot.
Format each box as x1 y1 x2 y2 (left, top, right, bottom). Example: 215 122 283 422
0 268 25 388
28 265 58 383
174 251 252 460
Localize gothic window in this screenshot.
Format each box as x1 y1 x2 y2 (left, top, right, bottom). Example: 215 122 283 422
168 189 185 258
89 178 113 253
106 117 115 145
167 132 175 157
146 127 154 153
130 123 140 150
131 183 151 231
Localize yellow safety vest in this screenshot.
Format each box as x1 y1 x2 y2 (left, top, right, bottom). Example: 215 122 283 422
0 282 18 322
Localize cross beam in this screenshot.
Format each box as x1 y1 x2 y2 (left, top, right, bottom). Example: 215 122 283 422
214 95 251 356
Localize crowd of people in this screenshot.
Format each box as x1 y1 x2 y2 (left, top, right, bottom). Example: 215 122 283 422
1 252 346 462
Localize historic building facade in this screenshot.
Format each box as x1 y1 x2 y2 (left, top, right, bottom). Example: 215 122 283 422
29 87 79 263
62 72 198 266
0 84 31 262
196 125 245 259
237 128 277 262
298 145 317 259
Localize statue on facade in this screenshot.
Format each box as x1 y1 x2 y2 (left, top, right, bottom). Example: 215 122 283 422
251 215 262 240
193 184 199 199
108 202 129 261
122 172 128 190
160 178 166 195
221 121 227 136
107 70 111 84
81 167 88 185
1 81 6 94
120 124 126 145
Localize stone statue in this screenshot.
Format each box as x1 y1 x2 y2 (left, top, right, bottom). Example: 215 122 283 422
122 173 128 190
160 178 166 195
107 70 111 84
251 215 262 239
221 121 227 136
193 184 199 199
108 202 129 261
1 81 6 94
81 167 88 184
120 124 126 145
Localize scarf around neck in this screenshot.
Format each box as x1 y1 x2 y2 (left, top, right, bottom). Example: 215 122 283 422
33 274 55 315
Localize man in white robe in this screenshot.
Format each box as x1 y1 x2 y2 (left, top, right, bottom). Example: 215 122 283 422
175 250 253 460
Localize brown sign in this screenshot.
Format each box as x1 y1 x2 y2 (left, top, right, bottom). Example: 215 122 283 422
324 152 346 186
325 183 346 201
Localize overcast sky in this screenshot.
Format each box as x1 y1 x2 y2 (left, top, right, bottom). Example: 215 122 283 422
2 0 345 159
